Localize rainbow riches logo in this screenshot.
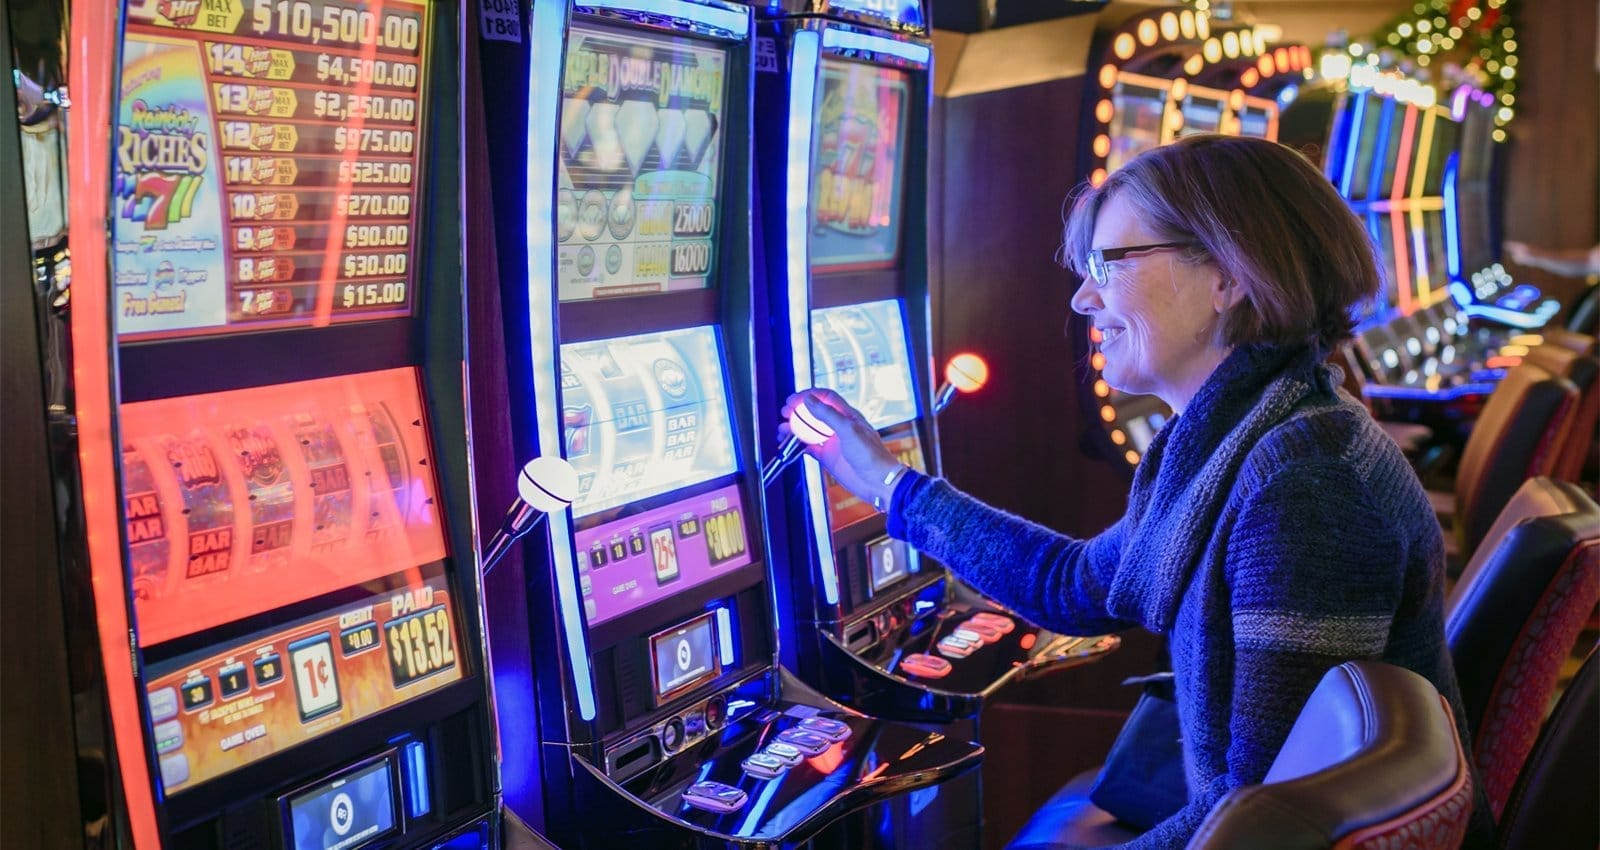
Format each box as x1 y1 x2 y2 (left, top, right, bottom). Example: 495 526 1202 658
116 98 211 231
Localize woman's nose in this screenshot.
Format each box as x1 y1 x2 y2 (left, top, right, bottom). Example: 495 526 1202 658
1069 275 1099 316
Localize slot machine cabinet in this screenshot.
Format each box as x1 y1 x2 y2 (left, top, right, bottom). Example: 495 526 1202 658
19 0 502 845
471 0 982 846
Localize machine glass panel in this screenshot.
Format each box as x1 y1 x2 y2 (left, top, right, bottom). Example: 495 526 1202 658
807 58 909 272
114 0 434 340
1177 93 1223 136
561 326 751 626
1108 78 1165 172
128 369 464 792
556 21 730 300
810 299 917 430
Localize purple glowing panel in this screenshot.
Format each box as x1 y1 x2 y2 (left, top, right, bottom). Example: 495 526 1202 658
574 483 751 626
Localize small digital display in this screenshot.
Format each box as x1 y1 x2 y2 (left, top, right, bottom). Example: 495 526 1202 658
808 59 909 271
1108 79 1166 173
113 0 433 341
556 22 728 300
575 483 752 626
560 326 738 518
866 536 910 594
285 757 398 850
811 299 917 431
650 612 719 701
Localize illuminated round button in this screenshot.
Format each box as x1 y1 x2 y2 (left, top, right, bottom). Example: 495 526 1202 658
330 792 355 836
676 639 693 671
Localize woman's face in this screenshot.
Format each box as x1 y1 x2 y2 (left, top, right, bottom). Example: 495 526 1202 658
1070 191 1234 411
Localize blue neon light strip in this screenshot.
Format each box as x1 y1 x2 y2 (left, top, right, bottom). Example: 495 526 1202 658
581 0 749 38
820 28 931 65
784 31 840 607
1462 300 1559 329
1339 93 1367 196
1443 153 1461 280
528 0 598 721
1367 98 1394 201
716 606 735 666
1363 381 1497 402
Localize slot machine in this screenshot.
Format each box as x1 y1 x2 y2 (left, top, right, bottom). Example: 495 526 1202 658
13 0 504 845
471 0 982 845
746 0 1116 742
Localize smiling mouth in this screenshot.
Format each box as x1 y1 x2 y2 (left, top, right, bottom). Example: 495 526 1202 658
1099 327 1126 347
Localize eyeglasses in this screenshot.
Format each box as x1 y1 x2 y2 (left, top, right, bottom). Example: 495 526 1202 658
1085 242 1200 286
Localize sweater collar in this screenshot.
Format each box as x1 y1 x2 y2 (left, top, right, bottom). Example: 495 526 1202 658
1108 344 1330 632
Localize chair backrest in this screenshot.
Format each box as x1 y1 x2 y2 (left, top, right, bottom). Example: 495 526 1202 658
1521 344 1599 482
1496 647 1598 850
1445 477 1600 818
1453 362 1580 555
1185 662 1473 850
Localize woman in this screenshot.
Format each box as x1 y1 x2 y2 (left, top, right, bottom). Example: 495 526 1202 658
782 135 1493 849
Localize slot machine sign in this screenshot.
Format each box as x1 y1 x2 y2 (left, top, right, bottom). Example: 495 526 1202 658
807 59 909 271
113 0 431 340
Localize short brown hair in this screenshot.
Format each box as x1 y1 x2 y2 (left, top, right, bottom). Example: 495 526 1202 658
1061 134 1380 352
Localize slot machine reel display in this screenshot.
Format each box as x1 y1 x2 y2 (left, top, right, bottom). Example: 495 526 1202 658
46 0 502 845
749 0 1118 733
472 1 983 846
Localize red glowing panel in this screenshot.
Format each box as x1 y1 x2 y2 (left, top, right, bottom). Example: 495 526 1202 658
121 367 447 646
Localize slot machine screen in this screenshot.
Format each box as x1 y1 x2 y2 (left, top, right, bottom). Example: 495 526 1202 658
810 299 917 431
1238 105 1271 139
1372 107 1404 199
1422 115 1459 195
807 59 910 271
556 22 730 300
1108 79 1166 172
126 369 466 792
1178 95 1223 136
113 0 434 341
1345 94 1383 198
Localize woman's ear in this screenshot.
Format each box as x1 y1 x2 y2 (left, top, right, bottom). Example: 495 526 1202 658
1212 273 1246 314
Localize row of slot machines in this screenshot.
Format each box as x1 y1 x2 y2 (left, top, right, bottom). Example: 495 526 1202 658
1278 78 1557 407
4 0 1112 847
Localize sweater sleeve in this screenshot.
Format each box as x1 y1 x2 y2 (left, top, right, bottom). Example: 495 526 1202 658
889 472 1135 636
1114 459 1410 849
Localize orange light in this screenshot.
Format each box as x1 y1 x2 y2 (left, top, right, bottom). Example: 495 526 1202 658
805 742 847 774
1099 63 1119 89
1229 89 1246 110
1485 354 1524 369
861 762 890 782
1093 379 1110 397
1222 31 1240 58
1166 110 1186 132
1299 46 1313 68
1093 134 1111 157
1088 326 1103 343
1090 167 1108 186
1274 47 1290 70
1137 19 1159 46
1259 54 1276 76
944 352 990 393
1184 54 1204 76
1125 450 1141 464
1111 429 1127 445
1114 33 1136 59
1171 77 1189 101
1091 353 1106 370
1180 10 1196 39
1160 12 1179 41
1241 68 1260 88
1019 633 1038 651
1100 406 1116 422
1203 38 1222 63
1095 99 1115 123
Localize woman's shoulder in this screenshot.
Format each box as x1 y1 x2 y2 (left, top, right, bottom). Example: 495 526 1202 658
1235 390 1413 495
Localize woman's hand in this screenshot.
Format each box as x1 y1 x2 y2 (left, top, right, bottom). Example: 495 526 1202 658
778 388 904 507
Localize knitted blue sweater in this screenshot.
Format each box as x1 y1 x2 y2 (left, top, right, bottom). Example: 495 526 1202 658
888 344 1494 848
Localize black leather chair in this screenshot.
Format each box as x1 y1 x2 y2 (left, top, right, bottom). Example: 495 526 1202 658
1185 661 1474 850
1495 647 1598 850
1445 476 1600 818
